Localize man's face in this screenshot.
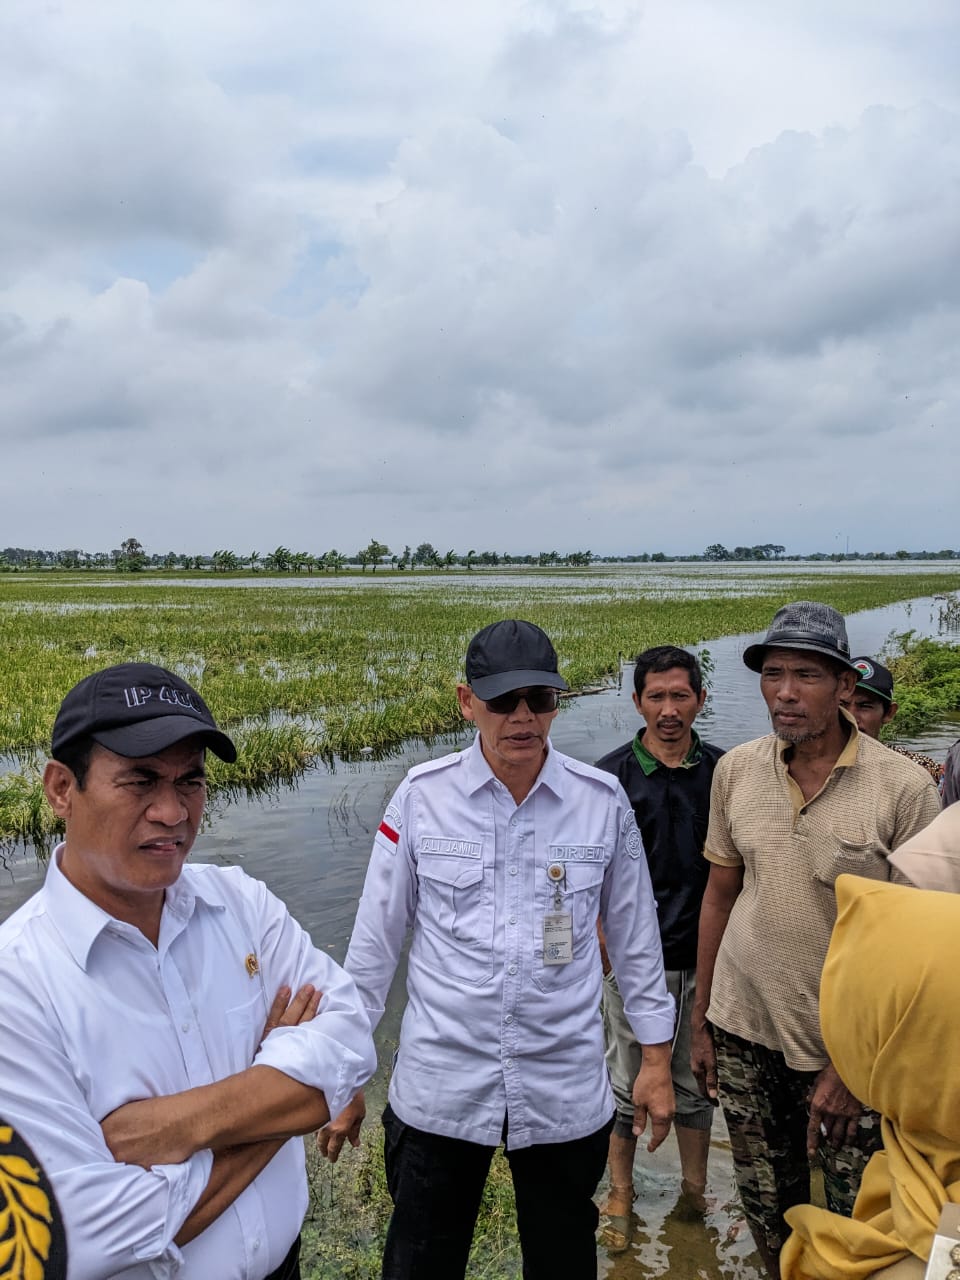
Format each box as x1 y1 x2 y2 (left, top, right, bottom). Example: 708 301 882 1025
457 684 558 773
841 690 896 740
44 739 207 925
759 648 856 745
633 667 705 744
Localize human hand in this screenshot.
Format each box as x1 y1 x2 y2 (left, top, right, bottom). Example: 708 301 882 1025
690 1019 719 1102
317 1090 366 1164
260 983 322 1046
806 1063 861 1158
632 1047 675 1152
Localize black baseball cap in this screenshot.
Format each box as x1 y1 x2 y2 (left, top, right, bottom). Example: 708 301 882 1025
852 657 894 704
52 662 237 762
465 620 569 700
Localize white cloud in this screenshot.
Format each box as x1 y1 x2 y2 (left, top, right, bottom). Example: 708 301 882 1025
1 1 958 556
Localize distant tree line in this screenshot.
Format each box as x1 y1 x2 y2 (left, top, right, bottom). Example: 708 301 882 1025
1 538 957 573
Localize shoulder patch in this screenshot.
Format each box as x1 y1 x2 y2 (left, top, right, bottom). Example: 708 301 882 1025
621 809 645 859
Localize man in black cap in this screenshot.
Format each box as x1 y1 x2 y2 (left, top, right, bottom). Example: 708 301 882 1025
324 620 676 1280
842 656 944 786
0 663 376 1280
689 603 941 1279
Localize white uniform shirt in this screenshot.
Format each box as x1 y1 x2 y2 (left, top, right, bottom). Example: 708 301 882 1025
0 851 377 1280
345 737 674 1149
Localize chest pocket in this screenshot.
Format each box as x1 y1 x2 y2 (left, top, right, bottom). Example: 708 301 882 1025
812 832 891 889
532 861 605 992
417 855 494 985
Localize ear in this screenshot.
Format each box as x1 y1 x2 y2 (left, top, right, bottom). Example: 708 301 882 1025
43 760 77 819
837 670 857 699
456 684 477 724
631 691 642 713
696 687 707 712
884 701 898 724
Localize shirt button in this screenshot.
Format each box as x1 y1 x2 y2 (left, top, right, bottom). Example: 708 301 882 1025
508 965 518 975
181 1022 190 1033
509 866 518 876
505 1058 514 1068
505 1014 514 1024
252 1239 260 1252
508 915 517 924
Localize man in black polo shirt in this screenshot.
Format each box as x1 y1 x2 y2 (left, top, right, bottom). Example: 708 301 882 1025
596 646 724 1244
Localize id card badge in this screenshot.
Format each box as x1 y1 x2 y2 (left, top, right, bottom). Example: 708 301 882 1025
923 1203 960 1279
543 912 573 965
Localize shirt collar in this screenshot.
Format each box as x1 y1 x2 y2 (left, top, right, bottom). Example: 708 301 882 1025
632 727 704 776
44 844 222 970
463 733 565 800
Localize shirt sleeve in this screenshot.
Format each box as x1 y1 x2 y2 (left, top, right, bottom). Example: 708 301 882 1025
599 791 675 1046
235 875 379 1123
890 772 948 853
0 971 214 1280
703 755 743 866
343 779 418 1033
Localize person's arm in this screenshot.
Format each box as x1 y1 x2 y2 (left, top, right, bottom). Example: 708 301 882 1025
0 983 213 1280
342 783 419 1030
101 982 334 1168
690 863 744 1100
600 799 676 1150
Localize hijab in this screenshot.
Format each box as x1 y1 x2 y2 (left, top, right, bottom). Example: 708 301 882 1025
781 874 960 1279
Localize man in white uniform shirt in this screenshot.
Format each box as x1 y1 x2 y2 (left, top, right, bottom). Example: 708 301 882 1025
0 663 376 1280
322 620 675 1279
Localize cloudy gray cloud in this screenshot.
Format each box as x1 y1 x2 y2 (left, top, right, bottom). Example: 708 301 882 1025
1 0 958 557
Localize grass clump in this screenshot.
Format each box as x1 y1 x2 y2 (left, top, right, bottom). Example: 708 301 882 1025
883 633 960 737
301 1123 522 1279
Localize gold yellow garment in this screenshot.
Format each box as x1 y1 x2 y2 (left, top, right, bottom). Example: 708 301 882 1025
781 875 960 1279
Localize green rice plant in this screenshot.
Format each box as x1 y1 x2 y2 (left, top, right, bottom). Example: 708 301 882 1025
881 628 960 736
301 1124 521 1279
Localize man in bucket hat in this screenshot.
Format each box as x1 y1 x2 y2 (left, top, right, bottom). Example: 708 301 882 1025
0 663 376 1280
689 603 941 1279
323 620 675 1280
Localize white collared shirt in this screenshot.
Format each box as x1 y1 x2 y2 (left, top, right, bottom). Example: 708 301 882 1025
346 736 674 1149
0 850 376 1280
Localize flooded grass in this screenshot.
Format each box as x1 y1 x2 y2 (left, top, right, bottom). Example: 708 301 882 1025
2 570 959 850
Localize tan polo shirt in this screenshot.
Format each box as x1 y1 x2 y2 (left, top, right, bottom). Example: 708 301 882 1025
705 715 942 1070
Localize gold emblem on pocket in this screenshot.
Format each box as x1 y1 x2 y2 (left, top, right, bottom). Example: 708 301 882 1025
245 953 259 978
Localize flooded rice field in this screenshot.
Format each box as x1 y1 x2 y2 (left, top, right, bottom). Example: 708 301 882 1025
1 589 957 1278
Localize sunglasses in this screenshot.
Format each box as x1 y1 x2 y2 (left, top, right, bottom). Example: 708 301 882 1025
482 687 560 715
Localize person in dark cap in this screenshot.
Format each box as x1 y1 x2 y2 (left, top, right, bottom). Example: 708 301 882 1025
0 663 376 1280
323 620 675 1280
842 657 945 787
688 603 941 1279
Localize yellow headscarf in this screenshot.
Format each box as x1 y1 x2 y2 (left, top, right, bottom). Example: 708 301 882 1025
781 874 960 1280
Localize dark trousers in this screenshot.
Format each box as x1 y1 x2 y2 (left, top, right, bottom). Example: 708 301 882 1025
381 1103 614 1280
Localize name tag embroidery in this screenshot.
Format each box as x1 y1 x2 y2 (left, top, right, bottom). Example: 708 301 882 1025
418 836 482 859
548 844 605 863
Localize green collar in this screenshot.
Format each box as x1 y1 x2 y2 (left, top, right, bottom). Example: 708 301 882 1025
632 727 703 776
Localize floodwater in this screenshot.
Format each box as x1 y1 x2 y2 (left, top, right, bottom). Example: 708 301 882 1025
1 593 957 1279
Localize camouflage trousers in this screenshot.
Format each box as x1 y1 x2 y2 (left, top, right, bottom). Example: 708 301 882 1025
713 1026 881 1270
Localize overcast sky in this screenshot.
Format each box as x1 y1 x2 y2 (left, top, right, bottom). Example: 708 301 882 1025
2 1 959 558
